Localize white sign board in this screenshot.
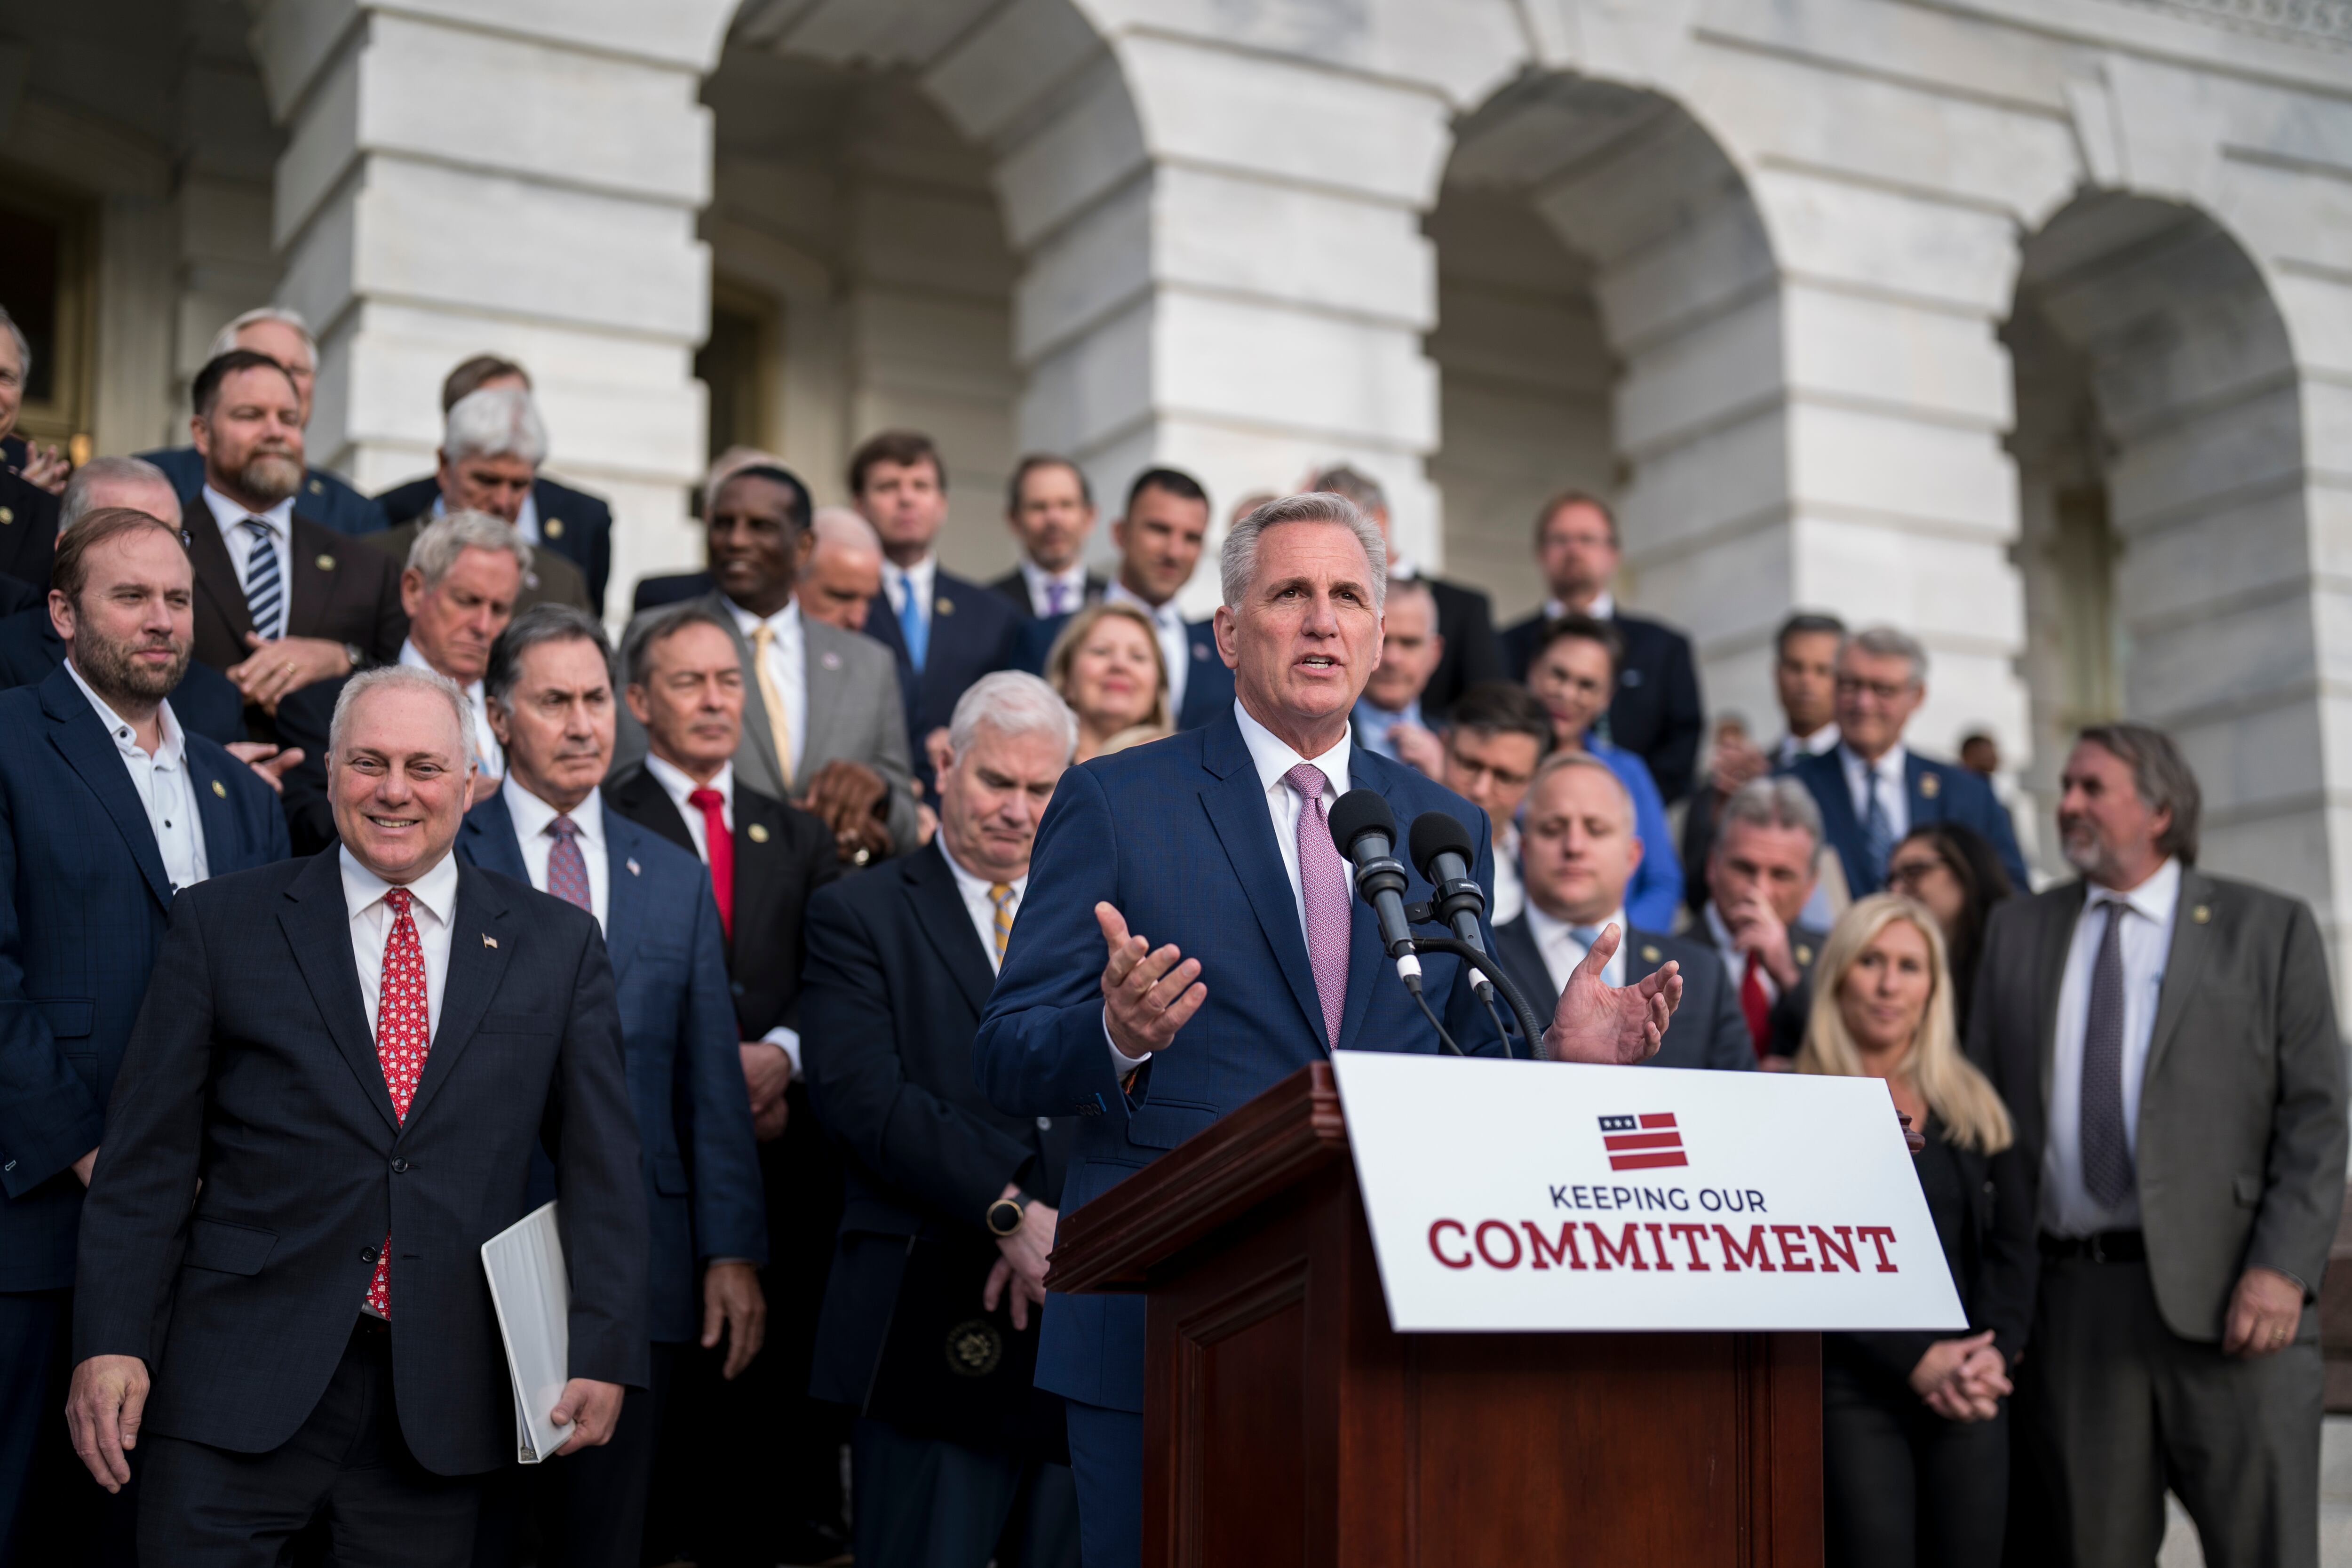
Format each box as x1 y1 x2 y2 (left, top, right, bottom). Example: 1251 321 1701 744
1330 1051 1966 1334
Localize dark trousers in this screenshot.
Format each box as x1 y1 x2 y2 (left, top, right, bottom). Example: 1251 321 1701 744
1 1289 140 1568
474 1341 673 1568
1822 1357 2007 1568
849 1417 1078 1568
1062 1398 1142 1568
138 1317 481 1568
2014 1254 2321 1568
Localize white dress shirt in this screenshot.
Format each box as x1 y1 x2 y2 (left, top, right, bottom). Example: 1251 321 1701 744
399 639 502 778
2042 858 2182 1235
1703 901 1777 1003
1772 724 1839 768
1108 700 1352 1076
430 488 540 543
1491 822 1524 927
1104 581 1191 714
723 596 809 780
1020 560 1091 619
342 845 460 1044
502 777 612 931
202 485 296 614
938 838 1027 976
881 553 939 640
1523 902 1628 1000
66 659 210 891
1542 590 1614 622
1839 742 1910 844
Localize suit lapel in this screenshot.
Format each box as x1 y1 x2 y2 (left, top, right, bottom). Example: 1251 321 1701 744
1197 720 1326 1051
2034 883 2087 1111
403 864 512 1130
1907 754 1944 829
285 519 334 639
706 596 785 798
187 740 243 870
731 789 787 970
184 512 255 655
277 849 399 1134
800 620 853 781
458 791 532 883
41 672 174 910
2142 868 2214 1087
905 844 995 1015
601 805 645 983
1804 752 1866 885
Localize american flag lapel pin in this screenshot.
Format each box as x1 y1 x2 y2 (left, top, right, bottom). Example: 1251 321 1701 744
627 858 642 876
483 933 498 948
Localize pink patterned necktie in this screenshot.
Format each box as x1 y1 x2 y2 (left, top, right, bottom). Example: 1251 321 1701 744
546 815 592 911
366 888 431 1317
1284 763 1351 1051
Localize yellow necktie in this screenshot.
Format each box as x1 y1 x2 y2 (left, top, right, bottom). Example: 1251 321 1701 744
989 883 1015 968
748 622 794 790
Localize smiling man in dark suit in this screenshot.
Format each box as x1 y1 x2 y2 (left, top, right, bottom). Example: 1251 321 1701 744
0 509 289 1560
456 605 766 1568
65 662 645 1565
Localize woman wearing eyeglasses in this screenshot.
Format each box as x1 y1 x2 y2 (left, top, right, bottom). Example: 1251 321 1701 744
1883 822 2015 1037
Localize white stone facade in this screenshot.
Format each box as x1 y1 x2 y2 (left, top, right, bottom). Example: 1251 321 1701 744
10 0 2352 979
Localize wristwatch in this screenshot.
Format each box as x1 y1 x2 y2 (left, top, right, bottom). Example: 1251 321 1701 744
343 641 366 673
987 1191 1034 1236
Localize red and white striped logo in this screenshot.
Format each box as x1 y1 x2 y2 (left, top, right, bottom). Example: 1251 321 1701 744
1599 1112 1687 1171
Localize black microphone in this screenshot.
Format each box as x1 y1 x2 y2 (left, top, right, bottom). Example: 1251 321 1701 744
1408 809 1492 969
1327 789 1422 990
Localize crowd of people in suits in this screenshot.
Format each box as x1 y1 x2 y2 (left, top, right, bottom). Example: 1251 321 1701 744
0 292 2342 1568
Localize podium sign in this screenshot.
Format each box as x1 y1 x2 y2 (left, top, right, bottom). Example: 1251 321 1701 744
1332 1051 1966 1334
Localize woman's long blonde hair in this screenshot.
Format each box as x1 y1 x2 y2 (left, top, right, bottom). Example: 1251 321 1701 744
1797 893 2014 1154
1045 602 1173 739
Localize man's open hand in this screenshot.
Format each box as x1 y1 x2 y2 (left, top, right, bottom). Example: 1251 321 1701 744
66 1355 148 1491
1545 924 1679 1064
1097 903 1205 1058
549 1378 626 1455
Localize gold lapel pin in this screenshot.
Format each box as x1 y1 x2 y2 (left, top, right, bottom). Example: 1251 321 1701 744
747 822 770 844
545 518 564 538
627 857 642 876
1919 772 1941 799
1795 943 1813 965
483 933 498 948
936 597 954 615
1641 944 1662 963
211 779 228 798
2193 904 2211 924
0 506 12 524
308 478 324 494
316 554 336 572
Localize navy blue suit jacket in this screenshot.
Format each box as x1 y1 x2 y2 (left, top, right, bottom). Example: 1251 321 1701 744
378 474 614 609
1491 918 1753 1073
1783 747 2027 897
141 445 387 538
864 568 1023 784
457 791 765 1344
0 607 250 746
0 665 288 1291
1012 608 1237 732
74 852 647 1475
973 714 1506 1413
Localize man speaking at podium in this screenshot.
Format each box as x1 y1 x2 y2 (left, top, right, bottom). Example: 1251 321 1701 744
975 491 1684 1568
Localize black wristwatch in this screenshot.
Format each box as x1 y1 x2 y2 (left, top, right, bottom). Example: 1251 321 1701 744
343 641 367 673
987 1191 1034 1236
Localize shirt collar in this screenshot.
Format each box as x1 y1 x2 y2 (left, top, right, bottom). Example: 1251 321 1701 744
397 637 485 704
936 835 1027 899
644 751 731 813
1842 741 1907 786
723 594 799 639
1354 694 1422 731
64 656 185 765
502 775 604 851
339 843 460 927
1234 698 1352 801
1794 722 1839 756
1702 900 1739 956
2089 856 2181 923
1104 580 1182 628
201 484 294 536
1022 559 1088 591
1527 901 1626 948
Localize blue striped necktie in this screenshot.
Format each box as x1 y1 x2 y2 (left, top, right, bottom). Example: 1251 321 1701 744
241 518 285 641
896 569 928 673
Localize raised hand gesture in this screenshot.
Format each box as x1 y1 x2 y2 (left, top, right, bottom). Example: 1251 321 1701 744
1545 923 1680 1064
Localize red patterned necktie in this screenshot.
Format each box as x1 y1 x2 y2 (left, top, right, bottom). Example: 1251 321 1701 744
1739 951 1772 1059
366 887 431 1317
546 815 592 912
1283 764 1350 1051
690 788 733 940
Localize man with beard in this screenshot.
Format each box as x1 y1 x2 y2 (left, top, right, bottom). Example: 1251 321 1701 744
182 350 406 725
0 508 288 1561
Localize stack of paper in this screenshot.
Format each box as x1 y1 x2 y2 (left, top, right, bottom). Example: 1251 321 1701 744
480 1201 573 1464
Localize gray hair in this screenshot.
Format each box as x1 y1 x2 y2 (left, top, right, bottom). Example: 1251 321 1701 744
1219 492 1387 611
1528 750 1636 835
444 385 548 468
621 602 738 689
405 509 532 589
207 306 316 364
60 456 175 533
0 305 27 378
804 505 882 573
1715 776 1824 855
2076 723 2202 865
328 665 472 766
1844 625 1928 686
1306 463 1389 517
947 670 1078 763
485 604 611 709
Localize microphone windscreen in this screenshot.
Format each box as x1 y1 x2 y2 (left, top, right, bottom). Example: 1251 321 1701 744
1407 809 1478 881
1327 788 1397 860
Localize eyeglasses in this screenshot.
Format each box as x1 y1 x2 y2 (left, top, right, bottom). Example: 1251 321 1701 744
1836 676 1916 703
1885 858 1945 889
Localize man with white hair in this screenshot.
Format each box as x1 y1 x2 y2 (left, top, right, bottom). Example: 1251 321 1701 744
801 672 1083 1568
976 492 1685 1566
796 506 886 633
366 386 594 613
139 306 390 537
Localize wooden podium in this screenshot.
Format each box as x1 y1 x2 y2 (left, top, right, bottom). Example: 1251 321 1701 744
1049 1062 1823 1567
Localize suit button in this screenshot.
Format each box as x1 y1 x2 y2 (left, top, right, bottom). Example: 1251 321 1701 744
359 1247 379 1265
1037 1116 1051 1131
391 1158 410 1174
730 981 746 996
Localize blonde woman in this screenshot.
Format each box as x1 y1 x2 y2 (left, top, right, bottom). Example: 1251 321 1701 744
1044 601 1172 762
1799 893 2034 1568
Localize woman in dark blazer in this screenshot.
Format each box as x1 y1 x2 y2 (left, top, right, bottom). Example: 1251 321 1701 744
1798 893 2037 1568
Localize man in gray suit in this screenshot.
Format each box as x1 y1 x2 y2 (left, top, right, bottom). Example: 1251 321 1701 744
1969 723 2345 1568
613 463 918 859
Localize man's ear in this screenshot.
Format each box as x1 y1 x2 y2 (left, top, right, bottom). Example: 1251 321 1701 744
1213 605 1238 671
47 587 74 645
623 684 652 727
399 568 424 620
926 732 954 780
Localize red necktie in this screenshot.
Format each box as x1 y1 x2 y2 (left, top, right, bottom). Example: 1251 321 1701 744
366 887 431 1317
690 788 733 940
1739 951 1772 1059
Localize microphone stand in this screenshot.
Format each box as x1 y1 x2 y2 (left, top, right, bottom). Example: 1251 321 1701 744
1406 934 1549 1062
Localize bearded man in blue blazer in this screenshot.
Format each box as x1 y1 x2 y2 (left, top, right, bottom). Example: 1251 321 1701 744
974 492 1686 1568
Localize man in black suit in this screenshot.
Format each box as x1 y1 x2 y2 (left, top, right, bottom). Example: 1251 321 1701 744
1500 492 1704 803
65 664 647 1564
852 430 1023 788
802 671 1079 1568
1698 777 1828 1063
377 355 614 608
0 309 61 596
607 603 850 1566
0 508 290 1562
1493 753 1750 1072
989 455 1106 620
1306 464 1502 723
180 350 408 722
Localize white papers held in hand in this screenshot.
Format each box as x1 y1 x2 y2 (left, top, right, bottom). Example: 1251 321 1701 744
481 1201 573 1465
